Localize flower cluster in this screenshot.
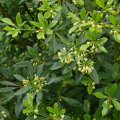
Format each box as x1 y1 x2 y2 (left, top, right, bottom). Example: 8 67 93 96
50 10 57 18
23 74 47 92
58 47 94 74
58 47 74 64
77 59 94 74
0 111 7 120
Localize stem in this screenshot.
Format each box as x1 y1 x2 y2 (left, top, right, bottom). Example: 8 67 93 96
37 113 51 119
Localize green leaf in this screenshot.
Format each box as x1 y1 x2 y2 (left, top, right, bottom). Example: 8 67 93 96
114 33 120 43
50 61 64 70
83 100 90 114
37 7 46 11
98 45 108 53
76 0 84 5
63 62 76 74
56 19 70 30
3 26 15 30
80 43 92 50
12 30 19 37
36 90 43 103
1 18 15 26
87 0 94 12
38 13 45 27
61 97 81 107
23 109 32 114
37 31 44 39
16 12 22 27
0 87 17 93
30 21 41 28
92 30 97 39
27 93 33 108
14 87 31 95
93 108 102 118
61 39 71 45
97 37 108 44
27 46 36 57
112 100 120 110
47 21 58 29
80 8 86 20
92 10 96 23
102 107 108 116
23 100 32 110
96 12 101 23
68 12 79 21
89 69 99 84
69 25 78 34
14 74 26 81
110 15 116 26
87 83 93 94
85 32 93 40
44 11 50 18
54 103 58 113
13 61 29 67
47 107 55 114
36 63 44 76
105 86 111 96
81 76 91 84
84 114 91 120
94 92 107 98
43 0 50 8
0 81 18 86
58 109 65 115
76 71 83 84
111 84 117 96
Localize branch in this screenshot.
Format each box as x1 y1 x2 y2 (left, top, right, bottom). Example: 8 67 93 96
23 3 34 21
0 3 15 23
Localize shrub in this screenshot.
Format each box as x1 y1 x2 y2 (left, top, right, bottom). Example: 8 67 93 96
0 0 120 119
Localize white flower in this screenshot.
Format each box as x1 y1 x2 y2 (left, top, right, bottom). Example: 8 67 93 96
61 114 65 118
35 109 38 113
34 115 37 119
2 111 5 114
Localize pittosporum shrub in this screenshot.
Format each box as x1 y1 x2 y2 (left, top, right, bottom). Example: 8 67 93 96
0 0 120 120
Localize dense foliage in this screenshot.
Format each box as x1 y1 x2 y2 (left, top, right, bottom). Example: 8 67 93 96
0 0 120 119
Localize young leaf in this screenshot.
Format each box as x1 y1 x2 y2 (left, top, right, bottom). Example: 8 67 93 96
114 33 120 43
68 12 79 21
111 83 117 96
76 0 84 5
97 37 108 44
16 12 22 27
43 0 50 8
84 114 91 120
27 93 33 108
12 30 19 37
105 86 111 96
110 15 116 26
112 100 120 110
37 31 44 39
80 8 86 20
85 32 93 40
47 21 58 29
92 30 97 39
38 13 45 27
94 92 107 98
102 107 108 116
98 45 108 53
87 82 93 94
23 100 32 110
80 43 92 50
